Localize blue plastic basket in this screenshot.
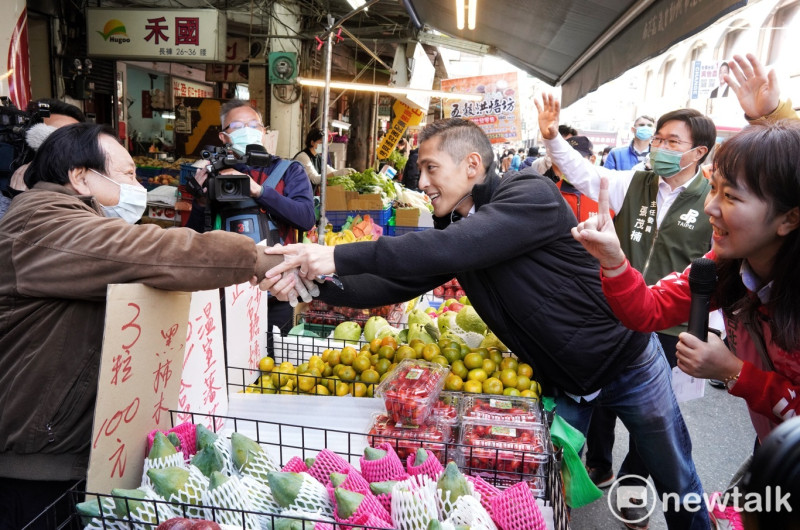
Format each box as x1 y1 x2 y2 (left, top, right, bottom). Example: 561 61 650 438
393 225 431 235
326 205 392 231
180 163 198 185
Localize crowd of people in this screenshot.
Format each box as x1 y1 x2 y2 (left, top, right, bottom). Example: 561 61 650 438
2 52 800 530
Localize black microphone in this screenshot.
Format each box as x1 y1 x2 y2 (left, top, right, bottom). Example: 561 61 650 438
687 257 717 341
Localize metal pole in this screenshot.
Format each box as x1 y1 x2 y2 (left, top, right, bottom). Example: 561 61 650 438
317 15 335 243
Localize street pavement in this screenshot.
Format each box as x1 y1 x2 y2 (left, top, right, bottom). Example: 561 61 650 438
568 380 755 529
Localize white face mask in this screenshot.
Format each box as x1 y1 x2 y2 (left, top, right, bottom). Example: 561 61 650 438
89 168 147 224
226 127 264 155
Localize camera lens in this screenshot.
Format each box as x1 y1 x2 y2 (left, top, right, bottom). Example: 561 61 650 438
221 180 237 194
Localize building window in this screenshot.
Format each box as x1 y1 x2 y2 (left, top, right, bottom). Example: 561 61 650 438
722 28 747 60
660 59 675 97
768 2 800 65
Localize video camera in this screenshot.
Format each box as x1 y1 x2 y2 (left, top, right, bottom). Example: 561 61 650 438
197 144 277 202
0 98 51 185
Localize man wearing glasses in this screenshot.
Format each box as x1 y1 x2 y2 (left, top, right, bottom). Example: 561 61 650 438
188 99 315 350
537 96 716 530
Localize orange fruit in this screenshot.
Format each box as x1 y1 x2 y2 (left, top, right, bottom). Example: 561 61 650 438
335 382 351 396
503 387 521 397
518 363 534 378
353 382 367 397
481 358 497 375
463 380 482 393
500 357 519 372
450 360 468 380
472 347 490 360
516 375 532 392
338 366 357 382
361 369 380 385
499 368 518 389
395 345 417 361
352 355 371 374
468 368 488 383
482 377 504 394
327 350 341 366
489 350 504 366
444 373 464 391
340 346 358 366
422 343 441 361
380 336 398 350
313 384 331 396
258 356 275 373
463 352 484 370
431 355 449 367
375 358 392 375
378 345 396 361
369 338 383 354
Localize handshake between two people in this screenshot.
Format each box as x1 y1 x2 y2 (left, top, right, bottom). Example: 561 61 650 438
253 243 338 307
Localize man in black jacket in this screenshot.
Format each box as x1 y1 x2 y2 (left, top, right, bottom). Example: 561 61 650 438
264 119 709 529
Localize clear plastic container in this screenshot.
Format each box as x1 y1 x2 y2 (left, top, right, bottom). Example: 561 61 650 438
375 359 449 426
458 419 549 494
458 394 542 424
431 391 460 426
367 413 454 463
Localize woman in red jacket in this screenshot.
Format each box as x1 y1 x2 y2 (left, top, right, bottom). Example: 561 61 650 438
572 121 800 446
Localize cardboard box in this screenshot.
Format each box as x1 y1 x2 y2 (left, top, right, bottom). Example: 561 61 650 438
326 186 384 212
396 207 434 227
348 193 383 210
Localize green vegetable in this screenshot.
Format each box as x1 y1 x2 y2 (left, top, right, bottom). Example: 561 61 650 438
267 471 305 508
330 472 348 487
334 487 365 520
327 175 356 191
414 447 429 465
191 445 225 477
196 424 218 451
148 431 178 460
364 446 386 461
369 480 398 495
208 470 230 491
231 432 264 472
111 488 147 517
437 462 471 503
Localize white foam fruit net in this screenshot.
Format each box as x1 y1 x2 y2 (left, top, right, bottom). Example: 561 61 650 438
444 495 497 530
447 322 485 349
140 452 186 489
214 436 238 478
81 496 126 530
391 475 439 530
436 478 478 521
122 485 179 529
202 474 260 529
278 509 335 530
166 465 209 519
240 475 283 530
238 443 281 486
284 473 334 518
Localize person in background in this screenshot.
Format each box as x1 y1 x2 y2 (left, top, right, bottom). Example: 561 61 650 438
559 124 578 139
510 147 524 171
403 147 421 191
522 146 539 168
0 123 294 528
539 95 715 529
604 115 656 171
187 99 315 352
265 117 711 530
531 124 579 176
599 146 612 166
293 128 354 194
500 149 513 174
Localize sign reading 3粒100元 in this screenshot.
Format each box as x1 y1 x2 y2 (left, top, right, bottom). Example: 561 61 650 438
87 8 226 62
441 72 522 144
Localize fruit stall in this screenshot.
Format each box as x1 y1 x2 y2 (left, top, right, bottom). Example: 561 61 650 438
31 284 571 529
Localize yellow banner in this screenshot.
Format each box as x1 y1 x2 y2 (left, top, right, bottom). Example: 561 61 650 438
377 100 424 160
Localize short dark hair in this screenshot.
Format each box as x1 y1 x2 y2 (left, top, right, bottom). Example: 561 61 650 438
558 124 578 138
656 108 716 166
24 123 116 188
27 98 86 123
219 99 262 126
419 118 494 173
719 62 730 74
305 128 324 149
527 146 539 157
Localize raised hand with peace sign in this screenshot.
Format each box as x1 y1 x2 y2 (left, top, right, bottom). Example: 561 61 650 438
570 175 628 276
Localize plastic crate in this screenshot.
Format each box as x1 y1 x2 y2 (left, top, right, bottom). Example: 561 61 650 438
326 205 392 231
29 409 568 529
180 162 198 185
393 225 432 235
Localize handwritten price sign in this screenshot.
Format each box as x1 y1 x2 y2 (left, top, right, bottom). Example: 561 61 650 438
87 284 191 493
224 282 268 392
177 290 227 432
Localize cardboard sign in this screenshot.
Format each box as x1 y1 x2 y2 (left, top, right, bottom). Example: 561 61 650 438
87 284 191 493
176 290 227 432
441 72 522 144
224 282 268 392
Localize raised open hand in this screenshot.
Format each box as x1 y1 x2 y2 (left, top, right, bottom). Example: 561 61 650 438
726 53 780 119
534 93 561 140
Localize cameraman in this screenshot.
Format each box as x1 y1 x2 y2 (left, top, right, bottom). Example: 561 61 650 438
186 99 315 350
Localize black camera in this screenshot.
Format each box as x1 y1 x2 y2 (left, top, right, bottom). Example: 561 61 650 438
197 145 276 202
1 99 51 184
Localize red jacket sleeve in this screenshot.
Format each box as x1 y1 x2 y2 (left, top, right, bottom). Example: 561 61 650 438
730 360 800 424
601 256 699 332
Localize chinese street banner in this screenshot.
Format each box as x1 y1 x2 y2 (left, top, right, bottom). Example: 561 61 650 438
87 8 226 62
88 284 191 493
440 72 522 144
690 60 728 100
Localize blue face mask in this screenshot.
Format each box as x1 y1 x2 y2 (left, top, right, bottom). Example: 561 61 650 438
635 126 655 141
226 127 264 156
650 146 696 178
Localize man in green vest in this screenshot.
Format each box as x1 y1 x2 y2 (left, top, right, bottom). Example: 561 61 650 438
537 94 716 530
